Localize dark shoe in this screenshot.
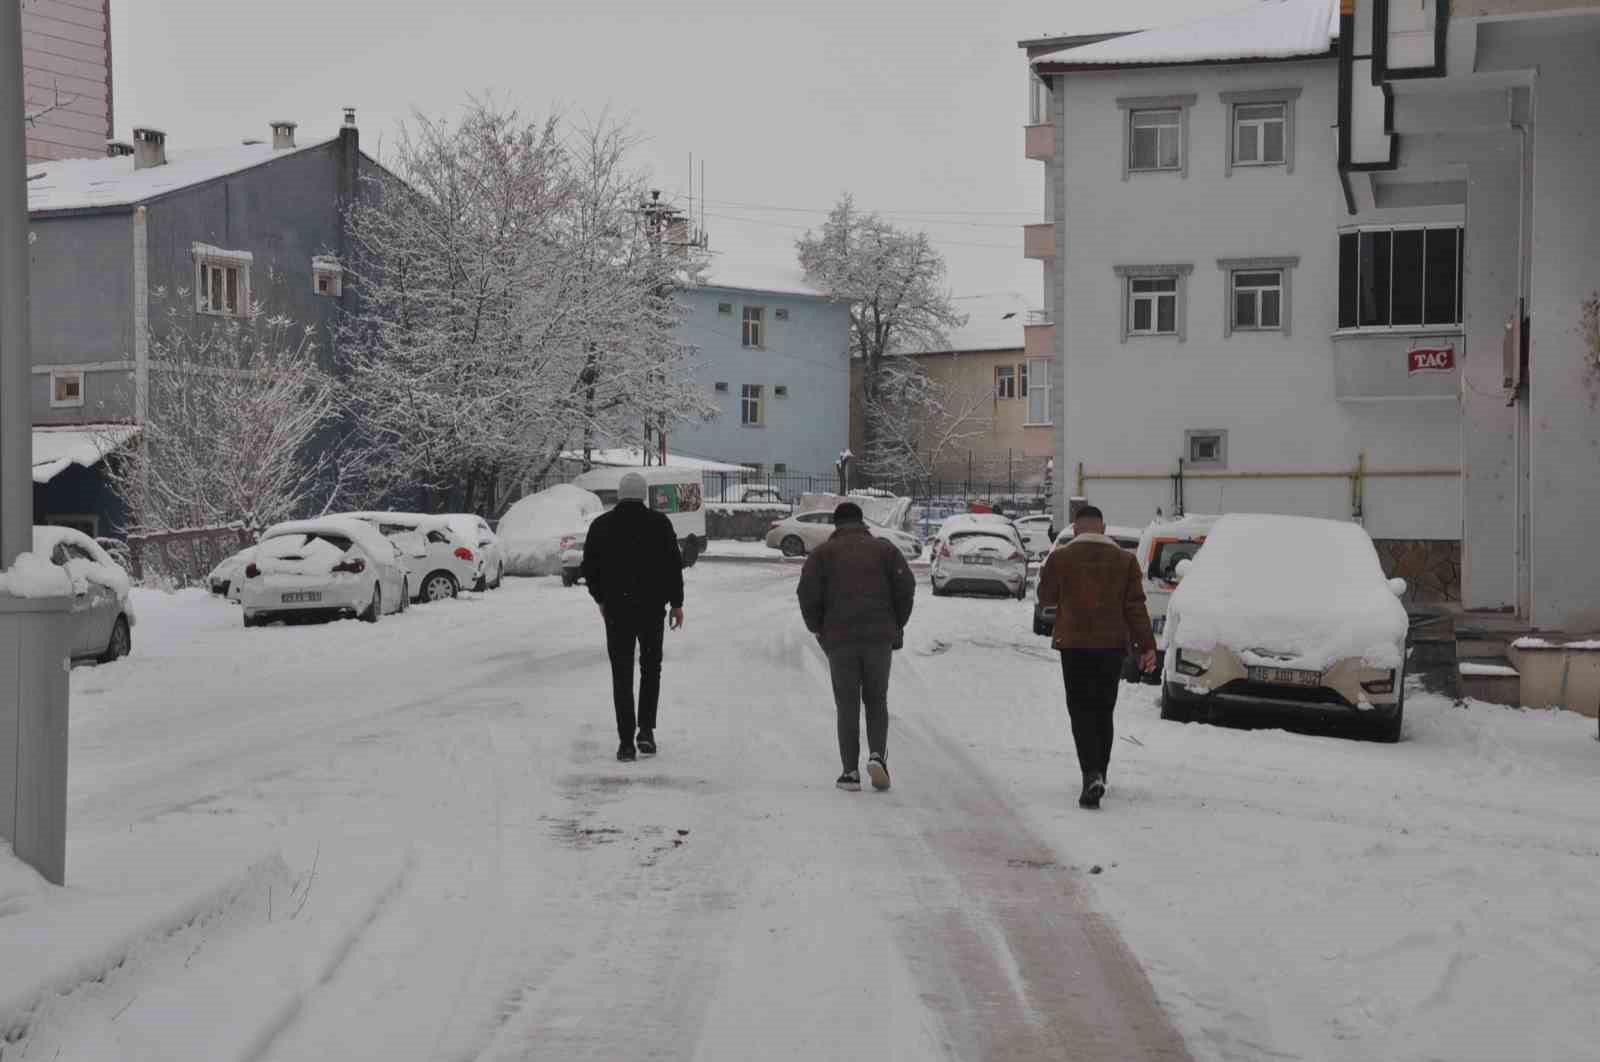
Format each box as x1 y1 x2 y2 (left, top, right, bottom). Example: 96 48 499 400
617 743 637 763
836 769 862 791
1079 772 1105 809
637 730 656 756
866 753 890 791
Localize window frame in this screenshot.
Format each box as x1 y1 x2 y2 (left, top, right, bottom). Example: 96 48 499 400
1217 256 1298 337
741 305 766 349
1025 356 1052 425
49 368 85 408
311 255 342 297
1220 87 1301 176
1185 429 1228 470
717 302 733 316
1113 263 1192 342
740 383 765 426
1336 224 1464 334
995 364 1017 400
192 243 253 318
1117 94 1196 180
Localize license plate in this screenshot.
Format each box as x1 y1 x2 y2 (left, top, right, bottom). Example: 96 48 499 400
967 555 994 566
281 591 322 604
1249 666 1321 687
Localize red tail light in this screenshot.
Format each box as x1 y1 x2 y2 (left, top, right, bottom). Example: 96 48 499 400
454 546 474 562
332 557 366 574
245 562 260 579
770 520 784 529
938 544 951 559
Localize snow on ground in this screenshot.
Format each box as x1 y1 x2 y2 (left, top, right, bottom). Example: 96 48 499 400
1 569 1596 1060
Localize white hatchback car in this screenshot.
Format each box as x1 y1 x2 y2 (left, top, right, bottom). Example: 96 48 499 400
765 511 922 560
1013 514 1057 560
447 514 505 590
930 515 1029 599
240 517 411 627
337 512 482 603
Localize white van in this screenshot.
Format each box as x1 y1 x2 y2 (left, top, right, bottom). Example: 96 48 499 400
569 466 709 565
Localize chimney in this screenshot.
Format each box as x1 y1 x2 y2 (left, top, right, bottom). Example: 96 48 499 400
106 139 134 158
131 127 166 170
342 106 356 128
270 121 297 150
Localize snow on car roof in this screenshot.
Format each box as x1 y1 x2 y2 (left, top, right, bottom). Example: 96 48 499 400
1032 0 1339 69
1168 513 1407 669
262 517 393 559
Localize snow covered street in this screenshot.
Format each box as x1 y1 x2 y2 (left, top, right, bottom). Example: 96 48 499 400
3 562 1597 1061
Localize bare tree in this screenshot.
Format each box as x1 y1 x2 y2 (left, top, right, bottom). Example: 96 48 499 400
796 194 966 480
865 355 993 488
104 296 346 533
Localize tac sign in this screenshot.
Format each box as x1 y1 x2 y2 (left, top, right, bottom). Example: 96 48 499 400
1407 344 1455 375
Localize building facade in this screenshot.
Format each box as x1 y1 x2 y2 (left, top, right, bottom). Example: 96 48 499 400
25 114 372 533
669 270 851 478
22 0 113 163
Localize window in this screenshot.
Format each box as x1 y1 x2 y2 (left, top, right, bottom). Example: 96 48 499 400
718 302 733 315
714 381 729 393
1129 277 1178 335
1129 109 1181 172
1232 271 1282 330
1221 88 1300 174
192 244 252 317
1337 226 1463 330
1029 73 1051 125
773 463 787 474
774 385 788 398
995 365 1017 400
1026 357 1052 424
740 384 764 425
742 306 765 348
311 255 342 297
1186 429 1228 469
774 307 790 321
50 369 84 408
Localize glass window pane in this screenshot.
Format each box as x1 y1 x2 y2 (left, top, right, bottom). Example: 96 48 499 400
1338 232 1359 328
1029 388 1047 423
1237 123 1258 162
1424 227 1459 324
1234 291 1256 327
1263 120 1285 163
1358 230 1392 327
1261 289 1281 327
1157 295 1176 333
1132 298 1152 332
1391 229 1424 326
1158 126 1180 168
1236 271 1279 288
1237 103 1283 121
226 268 238 313
1131 127 1156 169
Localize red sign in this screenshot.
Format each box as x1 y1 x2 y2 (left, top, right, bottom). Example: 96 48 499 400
1408 345 1456 375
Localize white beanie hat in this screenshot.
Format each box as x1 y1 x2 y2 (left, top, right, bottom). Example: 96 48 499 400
618 472 648 502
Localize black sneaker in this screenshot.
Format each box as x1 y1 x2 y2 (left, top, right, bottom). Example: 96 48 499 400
836 769 861 791
637 731 657 756
1079 773 1105 809
617 743 637 763
866 754 890 791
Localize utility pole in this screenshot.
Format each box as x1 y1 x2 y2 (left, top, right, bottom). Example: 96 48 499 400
638 189 687 468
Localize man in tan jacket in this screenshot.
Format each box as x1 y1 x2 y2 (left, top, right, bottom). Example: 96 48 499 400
1035 505 1157 808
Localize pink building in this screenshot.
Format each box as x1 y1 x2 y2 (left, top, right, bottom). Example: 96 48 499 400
22 0 113 163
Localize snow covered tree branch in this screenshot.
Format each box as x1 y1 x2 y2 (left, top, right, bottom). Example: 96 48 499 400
860 356 993 488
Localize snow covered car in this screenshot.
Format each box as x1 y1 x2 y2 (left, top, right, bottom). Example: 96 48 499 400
1032 526 1141 636
446 514 505 590
500 484 606 577
930 515 1029 599
558 511 598 587
208 545 255 600
240 517 410 627
1159 513 1411 742
336 512 481 603
36 525 136 663
765 511 921 560
1013 514 1057 560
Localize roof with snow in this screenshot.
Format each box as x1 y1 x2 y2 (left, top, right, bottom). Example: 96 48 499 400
693 256 828 299
32 424 139 484
903 292 1035 355
26 138 346 214
558 448 749 473
1032 0 1339 69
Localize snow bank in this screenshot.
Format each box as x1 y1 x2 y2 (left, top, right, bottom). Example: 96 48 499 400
499 484 605 576
1169 513 1408 669
0 551 73 598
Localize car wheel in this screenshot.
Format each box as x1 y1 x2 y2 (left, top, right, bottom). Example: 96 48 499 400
780 536 806 558
1159 683 1194 723
490 564 504 589
931 581 947 597
421 571 458 602
243 611 262 629
98 615 132 663
1370 676 1404 743
361 584 382 623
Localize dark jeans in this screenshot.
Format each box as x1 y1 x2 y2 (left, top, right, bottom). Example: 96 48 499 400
827 644 893 772
1059 650 1125 778
605 606 665 744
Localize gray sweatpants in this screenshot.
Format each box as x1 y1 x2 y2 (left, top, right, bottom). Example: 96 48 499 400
826 643 893 772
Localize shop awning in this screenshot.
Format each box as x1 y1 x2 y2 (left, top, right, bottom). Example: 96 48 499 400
32 424 139 484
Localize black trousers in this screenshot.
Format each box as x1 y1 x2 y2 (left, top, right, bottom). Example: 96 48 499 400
1059 650 1125 778
826 644 893 772
604 606 665 744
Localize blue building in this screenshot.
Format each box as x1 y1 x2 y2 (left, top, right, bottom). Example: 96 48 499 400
669 263 851 479
25 112 376 536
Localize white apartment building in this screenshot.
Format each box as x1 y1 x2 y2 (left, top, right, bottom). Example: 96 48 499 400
1021 0 1600 630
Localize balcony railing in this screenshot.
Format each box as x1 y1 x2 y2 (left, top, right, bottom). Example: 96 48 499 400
1024 122 1055 161
1023 222 1055 260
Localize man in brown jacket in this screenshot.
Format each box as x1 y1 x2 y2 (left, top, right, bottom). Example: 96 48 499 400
1035 505 1157 808
797 502 917 792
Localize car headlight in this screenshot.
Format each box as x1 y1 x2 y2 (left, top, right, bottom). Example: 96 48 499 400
1360 671 1396 695
1175 648 1211 676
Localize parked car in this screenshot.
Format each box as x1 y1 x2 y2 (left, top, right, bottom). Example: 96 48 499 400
239 517 410 627
36 525 135 663
336 512 481 603
1013 514 1057 560
446 514 505 590
1160 513 1410 742
208 545 255 600
765 511 922 560
500 485 606 577
925 511 1015 561
1131 514 1220 671
1032 525 1142 636
570 466 709 566
930 514 1029 599
559 511 599 587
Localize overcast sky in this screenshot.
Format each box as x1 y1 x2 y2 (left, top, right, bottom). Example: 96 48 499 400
110 0 1245 305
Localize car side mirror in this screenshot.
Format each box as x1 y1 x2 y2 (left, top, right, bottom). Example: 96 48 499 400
1174 559 1193 580
1388 577 1408 598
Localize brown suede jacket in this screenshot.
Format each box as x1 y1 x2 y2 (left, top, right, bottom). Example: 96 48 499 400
1035 534 1157 653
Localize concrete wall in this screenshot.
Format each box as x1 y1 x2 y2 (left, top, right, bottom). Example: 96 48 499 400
670 285 850 475
26 210 135 424
1049 59 1464 537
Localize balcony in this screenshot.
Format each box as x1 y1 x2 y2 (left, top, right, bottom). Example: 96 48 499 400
1023 311 1055 357
1024 122 1055 161
1023 222 1055 260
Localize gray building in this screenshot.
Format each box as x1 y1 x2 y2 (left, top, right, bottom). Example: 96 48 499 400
25 111 374 535
669 263 851 478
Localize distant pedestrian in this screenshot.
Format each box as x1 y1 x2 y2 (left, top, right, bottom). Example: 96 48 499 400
797 502 916 792
1035 505 1156 809
580 472 685 762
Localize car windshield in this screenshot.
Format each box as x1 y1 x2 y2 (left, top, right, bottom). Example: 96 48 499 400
1150 540 1203 581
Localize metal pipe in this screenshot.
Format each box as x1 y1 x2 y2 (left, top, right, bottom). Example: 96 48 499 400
1079 468 1458 481
1 0 34 567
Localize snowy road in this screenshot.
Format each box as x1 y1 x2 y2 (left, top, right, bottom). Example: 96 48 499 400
3 561 1597 1061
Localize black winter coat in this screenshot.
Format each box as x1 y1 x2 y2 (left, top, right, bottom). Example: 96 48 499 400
580 501 684 612
796 523 916 651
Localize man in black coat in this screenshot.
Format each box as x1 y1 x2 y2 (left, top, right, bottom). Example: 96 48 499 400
580 473 685 762
796 502 916 792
